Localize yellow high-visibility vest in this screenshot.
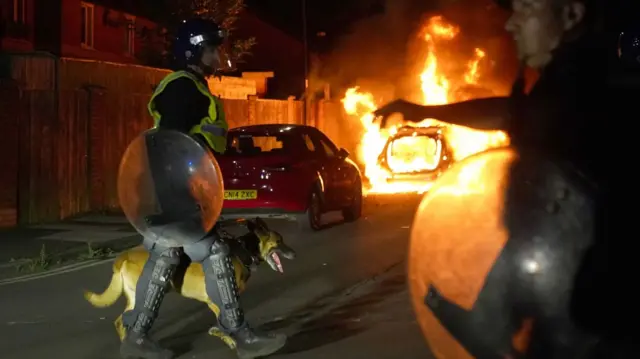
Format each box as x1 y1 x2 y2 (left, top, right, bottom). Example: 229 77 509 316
148 70 228 153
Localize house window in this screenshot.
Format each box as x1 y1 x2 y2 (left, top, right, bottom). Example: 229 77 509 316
12 0 26 24
80 2 95 48
124 15 136 56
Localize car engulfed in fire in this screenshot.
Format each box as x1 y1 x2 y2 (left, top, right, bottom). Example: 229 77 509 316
376 126 454 186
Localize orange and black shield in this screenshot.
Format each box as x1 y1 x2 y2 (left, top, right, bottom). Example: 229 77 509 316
408 147 598 358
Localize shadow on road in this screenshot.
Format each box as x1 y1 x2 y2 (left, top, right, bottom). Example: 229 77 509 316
261 268 407 356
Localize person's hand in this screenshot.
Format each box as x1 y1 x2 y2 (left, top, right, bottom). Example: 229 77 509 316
373 99 429 128
373 99 414 118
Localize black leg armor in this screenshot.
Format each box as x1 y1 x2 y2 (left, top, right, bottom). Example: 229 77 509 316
202 239 244 330
120 245 181 359
196 235 287 359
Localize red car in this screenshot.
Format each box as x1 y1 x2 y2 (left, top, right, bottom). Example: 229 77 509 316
216 124 363 230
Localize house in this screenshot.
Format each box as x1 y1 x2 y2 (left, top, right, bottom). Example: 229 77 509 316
1 1 305 97
0 0 35 52
43 0 162 63
1 0 163 62
233 11 306 99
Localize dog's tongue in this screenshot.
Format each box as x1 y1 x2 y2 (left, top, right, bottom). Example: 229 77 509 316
271 252 283 273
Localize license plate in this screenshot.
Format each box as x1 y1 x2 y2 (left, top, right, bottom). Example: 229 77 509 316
224 190 258 200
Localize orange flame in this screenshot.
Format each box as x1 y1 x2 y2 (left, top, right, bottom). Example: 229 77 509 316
342 15 509 194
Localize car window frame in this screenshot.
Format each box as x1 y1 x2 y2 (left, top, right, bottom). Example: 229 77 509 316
308 129 339 159
224 130 305 156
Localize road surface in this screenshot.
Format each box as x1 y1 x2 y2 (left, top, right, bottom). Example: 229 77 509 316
0 194 434 359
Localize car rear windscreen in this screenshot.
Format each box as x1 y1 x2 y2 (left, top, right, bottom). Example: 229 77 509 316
224 133 296 156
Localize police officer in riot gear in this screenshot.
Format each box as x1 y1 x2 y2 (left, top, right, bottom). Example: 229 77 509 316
119 18 287 359
379 0 636 357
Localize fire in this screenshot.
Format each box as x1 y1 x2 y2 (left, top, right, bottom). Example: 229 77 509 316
342 16 509 194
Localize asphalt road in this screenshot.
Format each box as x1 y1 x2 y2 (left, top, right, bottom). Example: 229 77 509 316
0 194 434 359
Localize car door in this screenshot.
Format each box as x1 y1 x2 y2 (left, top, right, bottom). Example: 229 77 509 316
309 131 349 208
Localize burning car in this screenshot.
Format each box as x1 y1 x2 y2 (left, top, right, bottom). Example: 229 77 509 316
341 15 511 195
377 126 454 187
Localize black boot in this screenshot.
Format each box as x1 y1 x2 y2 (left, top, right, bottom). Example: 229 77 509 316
203 239 287 358
209 324 287 359
120 331 174 359
120 248 180 359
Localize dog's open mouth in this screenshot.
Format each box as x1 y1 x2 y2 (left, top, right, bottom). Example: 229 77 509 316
271 252 283 273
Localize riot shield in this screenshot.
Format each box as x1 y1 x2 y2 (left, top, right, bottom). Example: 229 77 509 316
408 147 597 358
118 129 224 247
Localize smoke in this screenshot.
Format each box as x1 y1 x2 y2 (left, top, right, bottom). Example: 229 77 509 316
308 0 428 101
310 0 517 101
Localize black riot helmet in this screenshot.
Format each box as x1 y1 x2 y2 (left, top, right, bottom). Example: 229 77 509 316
172 18 235 75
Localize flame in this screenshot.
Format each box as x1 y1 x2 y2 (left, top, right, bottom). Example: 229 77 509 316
342 16 509 194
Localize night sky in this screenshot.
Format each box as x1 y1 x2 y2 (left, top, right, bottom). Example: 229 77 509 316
244 0 386 51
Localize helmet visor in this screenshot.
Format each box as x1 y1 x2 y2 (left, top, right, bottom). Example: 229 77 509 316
192 29 235 73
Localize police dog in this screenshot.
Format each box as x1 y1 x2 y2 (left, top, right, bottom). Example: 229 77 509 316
83 217 296 345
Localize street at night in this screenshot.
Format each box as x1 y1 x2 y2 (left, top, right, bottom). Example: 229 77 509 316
0 194 433 359
1 0 638 357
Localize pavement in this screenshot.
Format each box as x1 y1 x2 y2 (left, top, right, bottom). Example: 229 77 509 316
0 214 140 280
0 193 435 359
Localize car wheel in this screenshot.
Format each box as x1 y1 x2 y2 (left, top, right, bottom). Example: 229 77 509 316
298 188 323 231
342 180 363 222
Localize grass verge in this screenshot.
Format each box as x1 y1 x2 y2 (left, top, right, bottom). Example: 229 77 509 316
6 236 140 276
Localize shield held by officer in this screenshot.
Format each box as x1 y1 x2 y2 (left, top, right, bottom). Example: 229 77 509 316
118 128 225 247
408 147 600 358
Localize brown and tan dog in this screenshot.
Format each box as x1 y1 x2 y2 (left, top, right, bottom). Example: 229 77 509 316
83 218 296 348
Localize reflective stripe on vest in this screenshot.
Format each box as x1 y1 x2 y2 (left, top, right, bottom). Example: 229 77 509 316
148 70 229 153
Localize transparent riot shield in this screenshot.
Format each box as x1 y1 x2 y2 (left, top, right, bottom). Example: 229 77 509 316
117 129 224 247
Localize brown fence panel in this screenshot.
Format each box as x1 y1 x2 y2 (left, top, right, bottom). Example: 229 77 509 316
255 99 288 125
221 98 303 128
293 100 304 125
316 101 361 156
222 99 249 128
0 84 20 227
87 90 108 211
57 90 90 219
88 91 151 211
20 90 59 223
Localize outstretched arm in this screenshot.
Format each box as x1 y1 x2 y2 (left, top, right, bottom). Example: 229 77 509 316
374 97 511 131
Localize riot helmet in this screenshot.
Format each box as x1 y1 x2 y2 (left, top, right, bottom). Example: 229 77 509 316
172 18 235 76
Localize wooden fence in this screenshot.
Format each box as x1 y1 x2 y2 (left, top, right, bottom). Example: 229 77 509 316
0 87 348 226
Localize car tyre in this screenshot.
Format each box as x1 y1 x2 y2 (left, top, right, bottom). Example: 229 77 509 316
342 179 363 222
298 188 323 232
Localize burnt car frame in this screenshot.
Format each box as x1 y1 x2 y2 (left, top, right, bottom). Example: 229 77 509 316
377 126 454 183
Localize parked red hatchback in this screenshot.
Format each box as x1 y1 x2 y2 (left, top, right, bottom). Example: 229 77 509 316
216 124 363 230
